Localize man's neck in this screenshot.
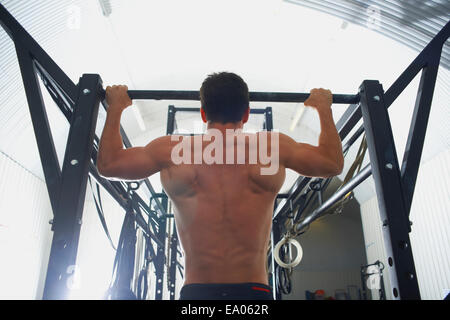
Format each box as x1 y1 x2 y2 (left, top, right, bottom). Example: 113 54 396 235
206 121 244 134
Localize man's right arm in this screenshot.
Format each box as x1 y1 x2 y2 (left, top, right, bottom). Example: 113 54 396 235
280 88 344 178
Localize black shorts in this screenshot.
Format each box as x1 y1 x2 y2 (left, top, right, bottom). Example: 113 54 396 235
179 282 274 300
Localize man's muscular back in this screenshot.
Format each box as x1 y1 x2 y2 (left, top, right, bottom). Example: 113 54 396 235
160 131 285 285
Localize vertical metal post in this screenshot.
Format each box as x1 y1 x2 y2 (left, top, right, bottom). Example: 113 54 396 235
43 74 102 299
167 220 178 300
266 106 279 299
271 217 282 300
154 196 168 300
359 80 420 300
167 105 176 135
360 266 368 300
264 106 273 131
165 104 178 299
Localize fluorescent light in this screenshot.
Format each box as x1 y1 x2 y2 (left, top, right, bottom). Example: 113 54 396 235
132 104 146 131
98 0 112 17
289 105 306 132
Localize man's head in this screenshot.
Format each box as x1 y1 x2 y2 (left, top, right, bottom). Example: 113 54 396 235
200 72 250 124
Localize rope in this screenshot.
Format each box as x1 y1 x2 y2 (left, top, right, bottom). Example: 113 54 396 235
88 176 116 250
320 134 367 216
137 236 154 300
104 208 135 300
105 182 140 299
277 265 293 295
292 133 368 234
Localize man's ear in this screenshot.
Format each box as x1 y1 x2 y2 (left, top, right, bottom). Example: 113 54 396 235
242 107 250 124
200 108 207 123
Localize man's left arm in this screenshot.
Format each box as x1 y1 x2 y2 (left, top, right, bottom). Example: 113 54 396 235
97 85 171 180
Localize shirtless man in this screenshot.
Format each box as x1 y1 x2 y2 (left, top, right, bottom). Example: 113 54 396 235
97 72 344 300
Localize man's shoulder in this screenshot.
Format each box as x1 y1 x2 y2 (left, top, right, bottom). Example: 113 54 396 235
153 134 183 144
146 135 182 152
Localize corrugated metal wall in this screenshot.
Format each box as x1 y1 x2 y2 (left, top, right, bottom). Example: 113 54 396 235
285 0 450 70
409 148 450 300
360 193 393 299
0 151 53 299
360 148 450 300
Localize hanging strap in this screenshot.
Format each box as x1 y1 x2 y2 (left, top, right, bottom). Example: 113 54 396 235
88 176 117 250
323 134 368 215
106 208 135 299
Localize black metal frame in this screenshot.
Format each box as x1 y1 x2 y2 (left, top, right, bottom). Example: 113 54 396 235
1 3 449 300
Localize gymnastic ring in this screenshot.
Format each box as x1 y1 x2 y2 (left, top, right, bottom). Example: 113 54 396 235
274 237 303 269
127 181 140 191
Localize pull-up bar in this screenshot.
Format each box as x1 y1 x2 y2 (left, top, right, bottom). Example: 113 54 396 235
99 89 360 104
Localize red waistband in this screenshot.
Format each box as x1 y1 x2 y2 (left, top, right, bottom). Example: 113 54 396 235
251 286 271 293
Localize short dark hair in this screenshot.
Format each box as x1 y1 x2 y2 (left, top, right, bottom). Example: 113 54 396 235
199 72 249 123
